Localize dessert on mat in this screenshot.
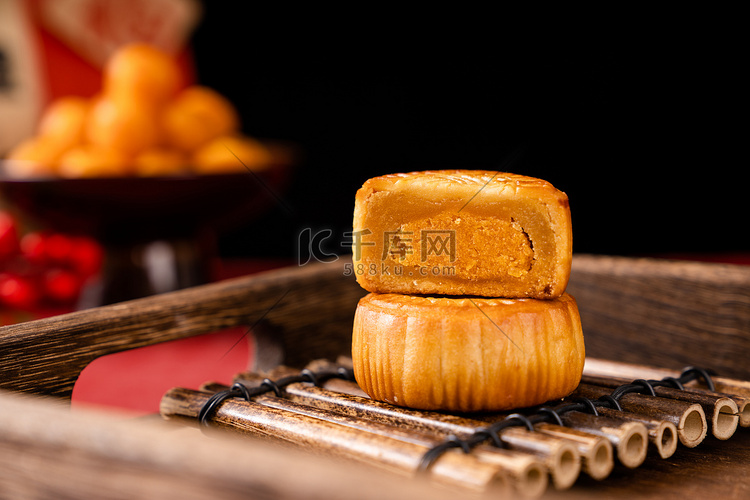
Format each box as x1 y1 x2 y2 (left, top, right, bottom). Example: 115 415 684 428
350 170 584 412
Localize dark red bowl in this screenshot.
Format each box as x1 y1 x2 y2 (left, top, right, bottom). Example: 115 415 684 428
0 160 292 304
0 161 291 243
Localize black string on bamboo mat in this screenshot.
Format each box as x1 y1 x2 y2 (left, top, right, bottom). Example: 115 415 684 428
197 367 356 426
417 365 718 473
192 362 718 472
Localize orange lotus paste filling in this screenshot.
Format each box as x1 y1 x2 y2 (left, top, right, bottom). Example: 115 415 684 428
393 213 535 280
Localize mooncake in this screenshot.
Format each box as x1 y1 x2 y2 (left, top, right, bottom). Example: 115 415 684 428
352 292 585 412
352 170 572 298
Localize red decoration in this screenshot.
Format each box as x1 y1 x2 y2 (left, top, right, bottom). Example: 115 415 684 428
0 210 103 314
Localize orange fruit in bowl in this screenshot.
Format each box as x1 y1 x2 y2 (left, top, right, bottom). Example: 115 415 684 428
4 136 68 177
86 95 162 156
133 147 189 177
37 96 91 152
103 43 182 106
161 85 240 152
191 135 273 174
57 145 131 178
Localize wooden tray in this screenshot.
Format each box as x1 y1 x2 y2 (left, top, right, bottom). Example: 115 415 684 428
1 255 748 499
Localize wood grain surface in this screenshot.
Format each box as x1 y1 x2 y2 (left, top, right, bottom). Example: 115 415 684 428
567 255 750 380
0 260 366 399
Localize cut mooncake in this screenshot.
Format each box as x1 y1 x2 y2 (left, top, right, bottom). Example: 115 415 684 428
352 170 572 298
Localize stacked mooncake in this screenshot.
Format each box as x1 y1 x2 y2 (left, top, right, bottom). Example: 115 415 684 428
350 170 584 412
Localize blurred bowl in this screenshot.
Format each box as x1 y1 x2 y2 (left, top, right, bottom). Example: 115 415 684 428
0 162 290 241
0 156 293 304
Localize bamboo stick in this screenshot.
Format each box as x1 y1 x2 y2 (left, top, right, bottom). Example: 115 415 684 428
232 373 578 490
470 448 548 498
267 363 370 396
582 374 739 440
573 383 707 448
199 381 231 392
496 427 580 490
557 411 649 468
303 358 372 397
532 423 613 480
676 386 750 429
160 387 519 496
584 357 750 427
321 377 370 397
593 407 678 459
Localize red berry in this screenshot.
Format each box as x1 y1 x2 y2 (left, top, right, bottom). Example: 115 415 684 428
0 273 38 310
68 237 104 277
44 268 81 304
44 233 75 264
20 231 48 265
0 212 20 260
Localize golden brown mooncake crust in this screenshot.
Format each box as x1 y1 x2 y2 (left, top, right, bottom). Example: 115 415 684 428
352 292 585 412
352 170 572 299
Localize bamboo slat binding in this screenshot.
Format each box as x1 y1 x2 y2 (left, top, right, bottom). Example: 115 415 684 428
532 423 614 480
584 358 750 428
234 369 590 490
315 375 615 480
554 411 649 468
593 406 678 459
495 427 580 490
235 370 580 489
248 389 551 495
188 373 550 497
160 387 516 496
572 383 708 448
582 374 739 440
296 359 610 483
237 368 615 486
160 357 749 498
227 374 560 494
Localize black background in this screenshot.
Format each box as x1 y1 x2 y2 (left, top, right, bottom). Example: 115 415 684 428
188 8 747 260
